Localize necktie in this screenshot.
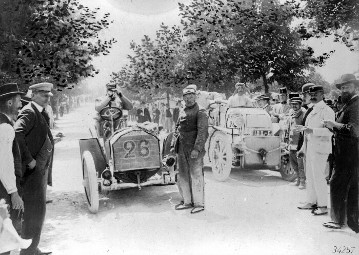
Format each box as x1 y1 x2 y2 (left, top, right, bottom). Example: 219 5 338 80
42 109 50 125
302 106 313 125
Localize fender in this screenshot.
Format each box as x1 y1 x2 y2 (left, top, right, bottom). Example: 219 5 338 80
79 138 107 178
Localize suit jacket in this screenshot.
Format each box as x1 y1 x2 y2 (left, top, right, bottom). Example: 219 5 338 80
305 100 335 154
14 102 54 171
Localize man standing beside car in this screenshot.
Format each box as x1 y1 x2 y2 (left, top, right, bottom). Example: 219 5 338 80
15 82 54 255
171 84 209 214
287 97 306 189
0 83 25 255
322 74 359 233
296 85 335 216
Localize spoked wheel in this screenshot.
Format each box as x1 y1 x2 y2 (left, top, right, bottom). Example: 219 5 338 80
82 151 99 213
279 154 296 182
209 131 233 181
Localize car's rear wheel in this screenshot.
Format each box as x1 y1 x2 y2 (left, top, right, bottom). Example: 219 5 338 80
82 151 99 213
209 131 232 181
279 154 296 182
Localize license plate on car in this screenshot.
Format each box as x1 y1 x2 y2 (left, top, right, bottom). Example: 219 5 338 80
253 130 272 136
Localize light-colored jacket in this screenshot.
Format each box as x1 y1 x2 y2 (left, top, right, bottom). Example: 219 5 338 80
305 100 335 154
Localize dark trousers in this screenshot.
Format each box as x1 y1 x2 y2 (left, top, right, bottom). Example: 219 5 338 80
21 137 52 254
330 168 358 231
330 137 359 232
20 165 48 253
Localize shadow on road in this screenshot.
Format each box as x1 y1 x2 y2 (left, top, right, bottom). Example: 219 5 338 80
204 166 289 187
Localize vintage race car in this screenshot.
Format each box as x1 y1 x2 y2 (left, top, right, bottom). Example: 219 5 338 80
79 106 177 213
205 102 295 182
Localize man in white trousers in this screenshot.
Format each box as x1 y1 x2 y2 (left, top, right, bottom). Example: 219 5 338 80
297 85 335 215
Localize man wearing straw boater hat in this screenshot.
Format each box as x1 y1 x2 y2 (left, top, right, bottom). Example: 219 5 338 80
322 74 359 233
0 83 25 253
15 82 54 255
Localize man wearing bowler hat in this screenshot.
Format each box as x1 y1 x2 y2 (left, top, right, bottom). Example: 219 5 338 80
297 85 335 216
15 82 54 255
0 83 25 255
322 74 359 233
171 84 208 214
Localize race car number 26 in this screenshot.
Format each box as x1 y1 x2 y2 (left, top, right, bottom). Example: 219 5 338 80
123 139 150 158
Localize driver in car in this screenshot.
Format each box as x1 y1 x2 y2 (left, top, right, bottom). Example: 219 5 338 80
94 84 133 136
227 82 253 107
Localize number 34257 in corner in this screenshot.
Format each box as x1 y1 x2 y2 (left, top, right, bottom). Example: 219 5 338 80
333 246 356 254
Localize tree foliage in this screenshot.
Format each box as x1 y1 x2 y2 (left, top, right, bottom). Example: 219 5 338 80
0 0 116 89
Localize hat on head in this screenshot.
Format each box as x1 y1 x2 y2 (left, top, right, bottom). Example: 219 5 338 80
279 87 288 94
309 85 324 93
289 92 300 99
324 99 333 106
183 84 197 96
235 82 247 88
257 94 270 101
335 73 359 89
29 82 53 93
301 83 315 93
0 83 25 100
290 97 302 104
106 83 116 90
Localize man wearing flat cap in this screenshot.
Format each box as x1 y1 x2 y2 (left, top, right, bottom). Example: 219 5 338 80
256 94 272 114
0 83 25 254
171 84 208 214
287 97 306 189
296 85 335 216
322 74 359 233
14 82 54 255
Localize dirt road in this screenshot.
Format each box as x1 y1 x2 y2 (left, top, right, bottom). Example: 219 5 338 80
36 103 359 255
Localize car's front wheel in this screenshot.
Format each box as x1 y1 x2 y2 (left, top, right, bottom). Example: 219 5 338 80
209 131 232 181
82 151 99 213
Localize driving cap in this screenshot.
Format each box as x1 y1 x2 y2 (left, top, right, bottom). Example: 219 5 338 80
335 73 359 89
257 94 270 101
0 83 25 99
309 85 324 93
235 82 247 88
183 84 197 96
301 83 315 93
288 92 300 99
279 87 288 94
290 97 302 104
29 82 53 92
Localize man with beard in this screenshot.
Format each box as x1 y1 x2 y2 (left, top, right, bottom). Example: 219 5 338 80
0 84 24 255
322 74 359 233
296 85 335 216
15 83 54 255
171 85 208 214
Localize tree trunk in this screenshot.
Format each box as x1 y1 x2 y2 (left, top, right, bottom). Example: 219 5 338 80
166 88 170 105
262 73 269 94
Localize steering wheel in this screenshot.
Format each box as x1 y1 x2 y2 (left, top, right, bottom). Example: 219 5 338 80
99 106 123 121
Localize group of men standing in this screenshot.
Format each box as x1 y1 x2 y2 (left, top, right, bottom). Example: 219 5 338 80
0 82 54 254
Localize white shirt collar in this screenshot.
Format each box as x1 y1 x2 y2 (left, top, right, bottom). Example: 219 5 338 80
32 101 44 112
3 113 12 123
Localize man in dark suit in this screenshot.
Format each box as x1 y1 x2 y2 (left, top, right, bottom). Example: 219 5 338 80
323 74 359 233
15 82 54 255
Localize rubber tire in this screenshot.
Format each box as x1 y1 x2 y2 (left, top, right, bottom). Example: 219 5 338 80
82 151 99 213
279 154 296 182
209 131 232 181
